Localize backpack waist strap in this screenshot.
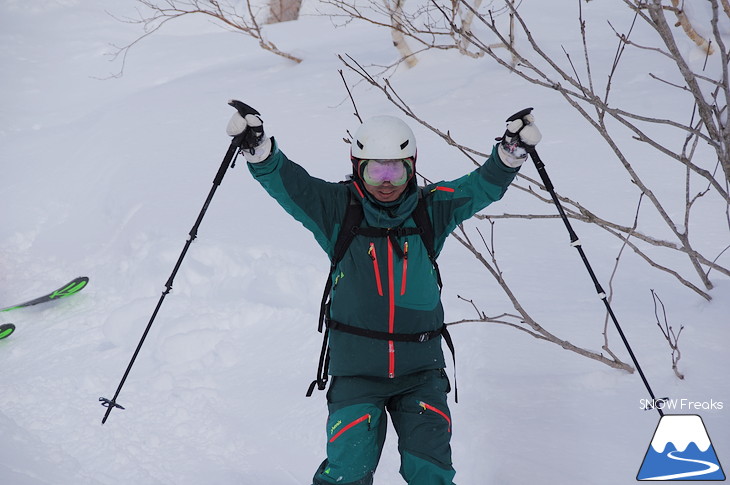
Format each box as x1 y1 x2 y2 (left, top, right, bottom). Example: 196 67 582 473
327 318 445 343
324 317 458 401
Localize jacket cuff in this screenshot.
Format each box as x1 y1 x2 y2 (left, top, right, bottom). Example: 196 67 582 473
247 137 281 176
481 144 520 187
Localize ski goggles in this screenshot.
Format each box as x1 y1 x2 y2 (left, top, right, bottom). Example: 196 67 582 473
359 158 414 186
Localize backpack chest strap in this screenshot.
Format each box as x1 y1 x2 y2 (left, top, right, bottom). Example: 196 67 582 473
352 226 423 259
353 226 424 238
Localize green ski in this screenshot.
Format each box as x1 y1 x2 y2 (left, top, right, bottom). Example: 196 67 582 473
0 276 89 313
0 323 15 340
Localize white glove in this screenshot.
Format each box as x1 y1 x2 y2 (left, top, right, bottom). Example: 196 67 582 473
497 112 542 168
226 103 272 163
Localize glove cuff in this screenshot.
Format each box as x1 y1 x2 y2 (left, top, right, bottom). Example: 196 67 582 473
243 136 272 164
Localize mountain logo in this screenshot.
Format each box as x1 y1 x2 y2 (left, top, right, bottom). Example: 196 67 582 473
637 414 725 481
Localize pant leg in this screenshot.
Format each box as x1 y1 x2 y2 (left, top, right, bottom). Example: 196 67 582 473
400 451 456 485
388 369 456 485
313 377 388 485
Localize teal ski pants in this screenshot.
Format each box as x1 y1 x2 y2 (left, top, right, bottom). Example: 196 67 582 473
312 369 456 485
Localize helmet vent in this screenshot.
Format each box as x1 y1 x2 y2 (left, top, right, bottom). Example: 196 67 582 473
400 140 409 150
357 140 364 149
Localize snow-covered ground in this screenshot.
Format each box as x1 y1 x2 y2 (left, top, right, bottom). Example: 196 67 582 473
1 1 728 484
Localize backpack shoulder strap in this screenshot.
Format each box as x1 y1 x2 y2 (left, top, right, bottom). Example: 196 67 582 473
411 188 442 289
332 190 364 266
410 189 454 400
317 188 363 333
309 188 365 397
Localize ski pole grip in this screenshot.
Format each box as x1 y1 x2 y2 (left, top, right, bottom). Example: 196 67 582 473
227 99 263 153
228 99 260 117
506 107 533 123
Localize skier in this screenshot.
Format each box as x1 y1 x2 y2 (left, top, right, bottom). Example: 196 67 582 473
227 104 541 485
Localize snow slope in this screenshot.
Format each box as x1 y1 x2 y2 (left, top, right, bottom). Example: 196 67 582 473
1 1 728 484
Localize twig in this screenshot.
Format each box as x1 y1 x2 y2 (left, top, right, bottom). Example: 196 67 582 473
602 193 644 359
105 0 301 78
338 69 363 124
651 290 685 380
450 223 633 372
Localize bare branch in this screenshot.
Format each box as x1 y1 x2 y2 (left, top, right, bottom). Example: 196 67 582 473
651 290 685 380
107 0 301 77
670 0 715 55
339 51 730 293
335 0 728 373
602 193 644 357
450 223 634 372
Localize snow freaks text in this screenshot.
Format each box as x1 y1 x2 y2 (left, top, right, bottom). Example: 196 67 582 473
639 398 724 411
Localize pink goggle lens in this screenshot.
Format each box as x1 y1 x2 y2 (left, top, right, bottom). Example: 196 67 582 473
360 159 412 186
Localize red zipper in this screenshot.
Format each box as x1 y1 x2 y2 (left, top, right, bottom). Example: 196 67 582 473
368 243 383 296
419 401 451 432
329 413 371 443
400 241 409 296
387 238 396 378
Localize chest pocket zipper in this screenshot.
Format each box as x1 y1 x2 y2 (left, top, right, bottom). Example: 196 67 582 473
368 242 384 296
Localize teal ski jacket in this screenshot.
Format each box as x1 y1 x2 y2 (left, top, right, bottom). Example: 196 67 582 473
248 140 519 378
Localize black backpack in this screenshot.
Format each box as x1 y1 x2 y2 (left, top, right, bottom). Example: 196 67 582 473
306 186 456 398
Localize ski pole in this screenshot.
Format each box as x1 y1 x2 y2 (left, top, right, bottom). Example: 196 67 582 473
99 101 254 424
509 107 665 418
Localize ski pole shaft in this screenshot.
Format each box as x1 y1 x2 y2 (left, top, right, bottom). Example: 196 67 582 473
528 146 664 418
100 139 241 425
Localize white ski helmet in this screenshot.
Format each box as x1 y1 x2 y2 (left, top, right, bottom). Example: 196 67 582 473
351 115 417 160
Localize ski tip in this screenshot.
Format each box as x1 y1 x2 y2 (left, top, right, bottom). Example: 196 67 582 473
0 276 91 313
58 276 90 296
0 323 16 340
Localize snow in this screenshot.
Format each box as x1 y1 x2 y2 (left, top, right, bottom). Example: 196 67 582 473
1 1 728 484
650 415 711 453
